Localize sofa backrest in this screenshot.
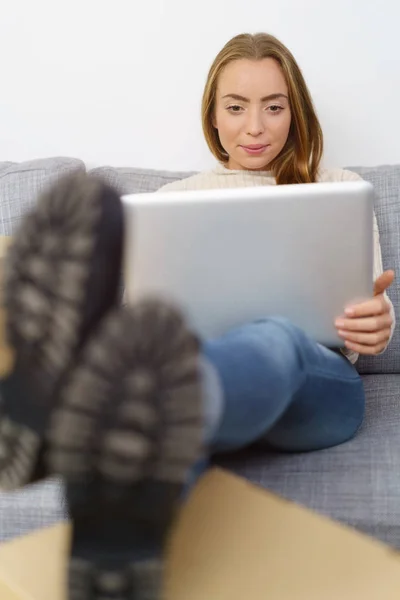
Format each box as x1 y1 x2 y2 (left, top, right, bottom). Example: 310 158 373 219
347 166 399 374
0 158 85 236
89 164 400 375
88 165 196 195
0 159 398 374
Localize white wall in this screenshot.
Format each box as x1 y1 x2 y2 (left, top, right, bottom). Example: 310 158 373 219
1 0 399 171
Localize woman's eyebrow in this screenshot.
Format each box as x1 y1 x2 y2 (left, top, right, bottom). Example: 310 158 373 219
221 93 288 102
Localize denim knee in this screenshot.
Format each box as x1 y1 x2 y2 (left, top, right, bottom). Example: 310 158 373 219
262 365 365 452
255 317 366 452
203 316 308 453
253 316 310 365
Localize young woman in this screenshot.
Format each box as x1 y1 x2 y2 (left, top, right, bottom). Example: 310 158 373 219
0 32 395 600
157 32 395 452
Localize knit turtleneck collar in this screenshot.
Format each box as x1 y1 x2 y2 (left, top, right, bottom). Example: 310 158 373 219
213 162 273 177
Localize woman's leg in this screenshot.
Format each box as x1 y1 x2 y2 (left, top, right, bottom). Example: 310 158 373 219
203 316 365 454
1 174 204 600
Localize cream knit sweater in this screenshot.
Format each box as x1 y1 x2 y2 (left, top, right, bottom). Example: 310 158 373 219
158 164 395 363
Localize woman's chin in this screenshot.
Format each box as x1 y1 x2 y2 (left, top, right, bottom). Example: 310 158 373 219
241 158 271 171
228 155 271 171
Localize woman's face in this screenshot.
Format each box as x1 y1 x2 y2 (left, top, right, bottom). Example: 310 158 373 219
213 58 292 171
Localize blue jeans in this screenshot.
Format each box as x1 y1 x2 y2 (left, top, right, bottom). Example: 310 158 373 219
203 317 365 454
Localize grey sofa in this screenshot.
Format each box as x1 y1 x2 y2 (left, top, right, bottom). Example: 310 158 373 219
0 157 399 547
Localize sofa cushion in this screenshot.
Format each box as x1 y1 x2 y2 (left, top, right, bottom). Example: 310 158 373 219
348 166 400 374
0 157 85 236
1 374 398 546
88 166 195 195
216 373 400 549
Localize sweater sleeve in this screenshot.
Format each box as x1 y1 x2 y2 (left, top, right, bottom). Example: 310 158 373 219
338 170 396 363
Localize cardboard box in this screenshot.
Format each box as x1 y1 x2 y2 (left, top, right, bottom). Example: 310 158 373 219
0 469 400 599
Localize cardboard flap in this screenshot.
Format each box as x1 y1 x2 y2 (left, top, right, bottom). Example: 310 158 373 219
165 469 400 599
0 236 14 378
0 469 400 599
0 236 11 265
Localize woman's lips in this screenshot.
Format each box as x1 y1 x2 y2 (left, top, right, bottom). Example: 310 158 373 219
241 144 269 155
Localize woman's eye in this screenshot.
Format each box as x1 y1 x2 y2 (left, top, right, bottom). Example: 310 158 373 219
227 105 243 113
226 104 283 114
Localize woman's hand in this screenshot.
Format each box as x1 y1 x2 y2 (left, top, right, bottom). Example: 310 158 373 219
335 270 395 355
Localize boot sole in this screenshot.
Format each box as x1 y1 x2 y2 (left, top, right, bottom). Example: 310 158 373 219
0 173 124 489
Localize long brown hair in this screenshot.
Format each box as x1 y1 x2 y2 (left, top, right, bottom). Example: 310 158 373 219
201 33 323 184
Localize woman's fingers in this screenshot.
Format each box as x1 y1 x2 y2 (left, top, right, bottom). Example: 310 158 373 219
335 313 392 333
337 328 391 347
343 339 389 355
344 295 388 318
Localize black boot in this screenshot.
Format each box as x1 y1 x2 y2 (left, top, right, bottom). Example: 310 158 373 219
48 300 203 600
0 174 204 599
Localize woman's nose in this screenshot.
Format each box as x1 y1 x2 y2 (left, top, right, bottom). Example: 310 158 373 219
246 110 265 136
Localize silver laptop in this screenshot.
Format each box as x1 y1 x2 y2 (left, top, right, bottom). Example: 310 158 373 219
122 181 374 347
